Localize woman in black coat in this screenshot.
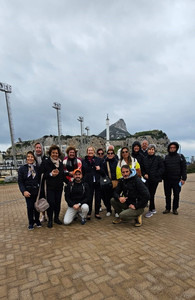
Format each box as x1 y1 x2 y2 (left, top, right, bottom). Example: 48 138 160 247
141 144 164 218
42 145 65 228
101 149 118 216
82 146 102 220
18 151 41 230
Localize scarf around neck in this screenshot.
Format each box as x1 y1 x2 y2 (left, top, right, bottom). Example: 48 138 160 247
50 157 60 168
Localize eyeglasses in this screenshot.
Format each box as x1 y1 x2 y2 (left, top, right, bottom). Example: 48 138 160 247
98 152 104 156
122 151 128 153
107 152 114 155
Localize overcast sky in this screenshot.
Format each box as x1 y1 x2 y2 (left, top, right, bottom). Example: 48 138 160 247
0 0 195 158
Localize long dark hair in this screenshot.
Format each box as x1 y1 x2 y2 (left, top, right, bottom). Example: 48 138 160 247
120 147 132 167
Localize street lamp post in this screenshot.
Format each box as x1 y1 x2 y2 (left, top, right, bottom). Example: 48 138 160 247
52 102 62 147
0 82 17 168
85 126 89 136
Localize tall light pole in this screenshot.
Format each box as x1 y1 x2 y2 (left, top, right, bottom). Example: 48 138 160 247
85 126 90 136
0 82 17 168
106 114 110 150
77 116 84 136
52 102 62 147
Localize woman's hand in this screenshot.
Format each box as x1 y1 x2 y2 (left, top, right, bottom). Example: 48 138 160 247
24 191 31 197
52 169 59 177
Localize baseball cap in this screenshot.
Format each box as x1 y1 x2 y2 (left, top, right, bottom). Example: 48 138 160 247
73 168 82 174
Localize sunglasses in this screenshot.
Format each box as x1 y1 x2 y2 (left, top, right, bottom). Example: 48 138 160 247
98 152 104 156
107 152 114 155
122 150 128 153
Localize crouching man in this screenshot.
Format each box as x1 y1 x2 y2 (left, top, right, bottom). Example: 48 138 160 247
64 169 89 225
111 165 150 227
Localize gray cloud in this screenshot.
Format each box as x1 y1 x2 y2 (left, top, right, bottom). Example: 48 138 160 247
0 0 195 158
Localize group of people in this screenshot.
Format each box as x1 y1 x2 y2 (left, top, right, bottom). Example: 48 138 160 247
18 140 187 230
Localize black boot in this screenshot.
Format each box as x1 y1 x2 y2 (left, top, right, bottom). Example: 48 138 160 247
47 220 53 228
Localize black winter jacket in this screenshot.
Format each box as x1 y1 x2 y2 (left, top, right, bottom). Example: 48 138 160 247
164 153 187 181
65 180 89 207
18 164 40 196
101 157 118 180
82 156 102 185
42 157 65 191
113 174 150 209
142 154 164 183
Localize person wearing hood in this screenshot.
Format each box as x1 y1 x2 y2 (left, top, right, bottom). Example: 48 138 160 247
111 165 150 227
142 144 164 218
131 141 144 169
163 142 187 215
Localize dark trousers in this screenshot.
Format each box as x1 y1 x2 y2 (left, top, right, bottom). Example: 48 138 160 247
164 179 181 210
101 188 113 213
47 189 63 222
146 181 158 211
25 196 40 225
88 182 101 215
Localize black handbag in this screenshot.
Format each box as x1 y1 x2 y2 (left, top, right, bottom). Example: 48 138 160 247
100 175 112 191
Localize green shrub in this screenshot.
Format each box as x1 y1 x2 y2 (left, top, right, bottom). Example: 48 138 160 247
187 163 195 173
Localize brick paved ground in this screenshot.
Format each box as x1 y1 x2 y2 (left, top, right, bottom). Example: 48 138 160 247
0 174 195 300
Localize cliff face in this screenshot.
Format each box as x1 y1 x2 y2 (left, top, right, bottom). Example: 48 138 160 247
7 131 170 158
99 118 130 139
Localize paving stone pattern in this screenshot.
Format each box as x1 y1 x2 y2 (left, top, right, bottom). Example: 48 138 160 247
0 175 195 300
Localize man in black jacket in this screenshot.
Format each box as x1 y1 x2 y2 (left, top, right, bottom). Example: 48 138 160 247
163 142 187 215
111 165 150 227
64 169 89 225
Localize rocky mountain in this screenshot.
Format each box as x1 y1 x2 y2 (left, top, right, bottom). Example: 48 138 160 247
99 119 131 140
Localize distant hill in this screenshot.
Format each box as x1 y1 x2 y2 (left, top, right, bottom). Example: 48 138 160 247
98 119 131 140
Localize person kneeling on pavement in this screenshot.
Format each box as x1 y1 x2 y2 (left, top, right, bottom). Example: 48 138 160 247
111 165 150 227
64 169 89 225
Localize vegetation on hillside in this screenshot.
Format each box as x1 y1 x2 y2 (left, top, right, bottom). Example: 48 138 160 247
133 130 167 140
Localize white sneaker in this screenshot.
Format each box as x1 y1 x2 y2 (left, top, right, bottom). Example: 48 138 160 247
145 211 153 218
115 213 119 218
106 212 111 217
151 209 157 214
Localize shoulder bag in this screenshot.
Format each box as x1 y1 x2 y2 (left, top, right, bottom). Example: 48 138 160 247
34 174 50 212
107 161 118 189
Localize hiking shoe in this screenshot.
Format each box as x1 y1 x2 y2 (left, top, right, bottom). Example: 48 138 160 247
135 215 142 227
163 209 170 214
151 209 157 214
112 218 122 224
145 211 153 218
173 209 178 215
28 224 34 230
35 221 42 228
81 218 86 225
106 212 111 217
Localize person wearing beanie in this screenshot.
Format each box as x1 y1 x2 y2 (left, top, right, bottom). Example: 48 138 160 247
141 144 164 218
163 142 187 215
